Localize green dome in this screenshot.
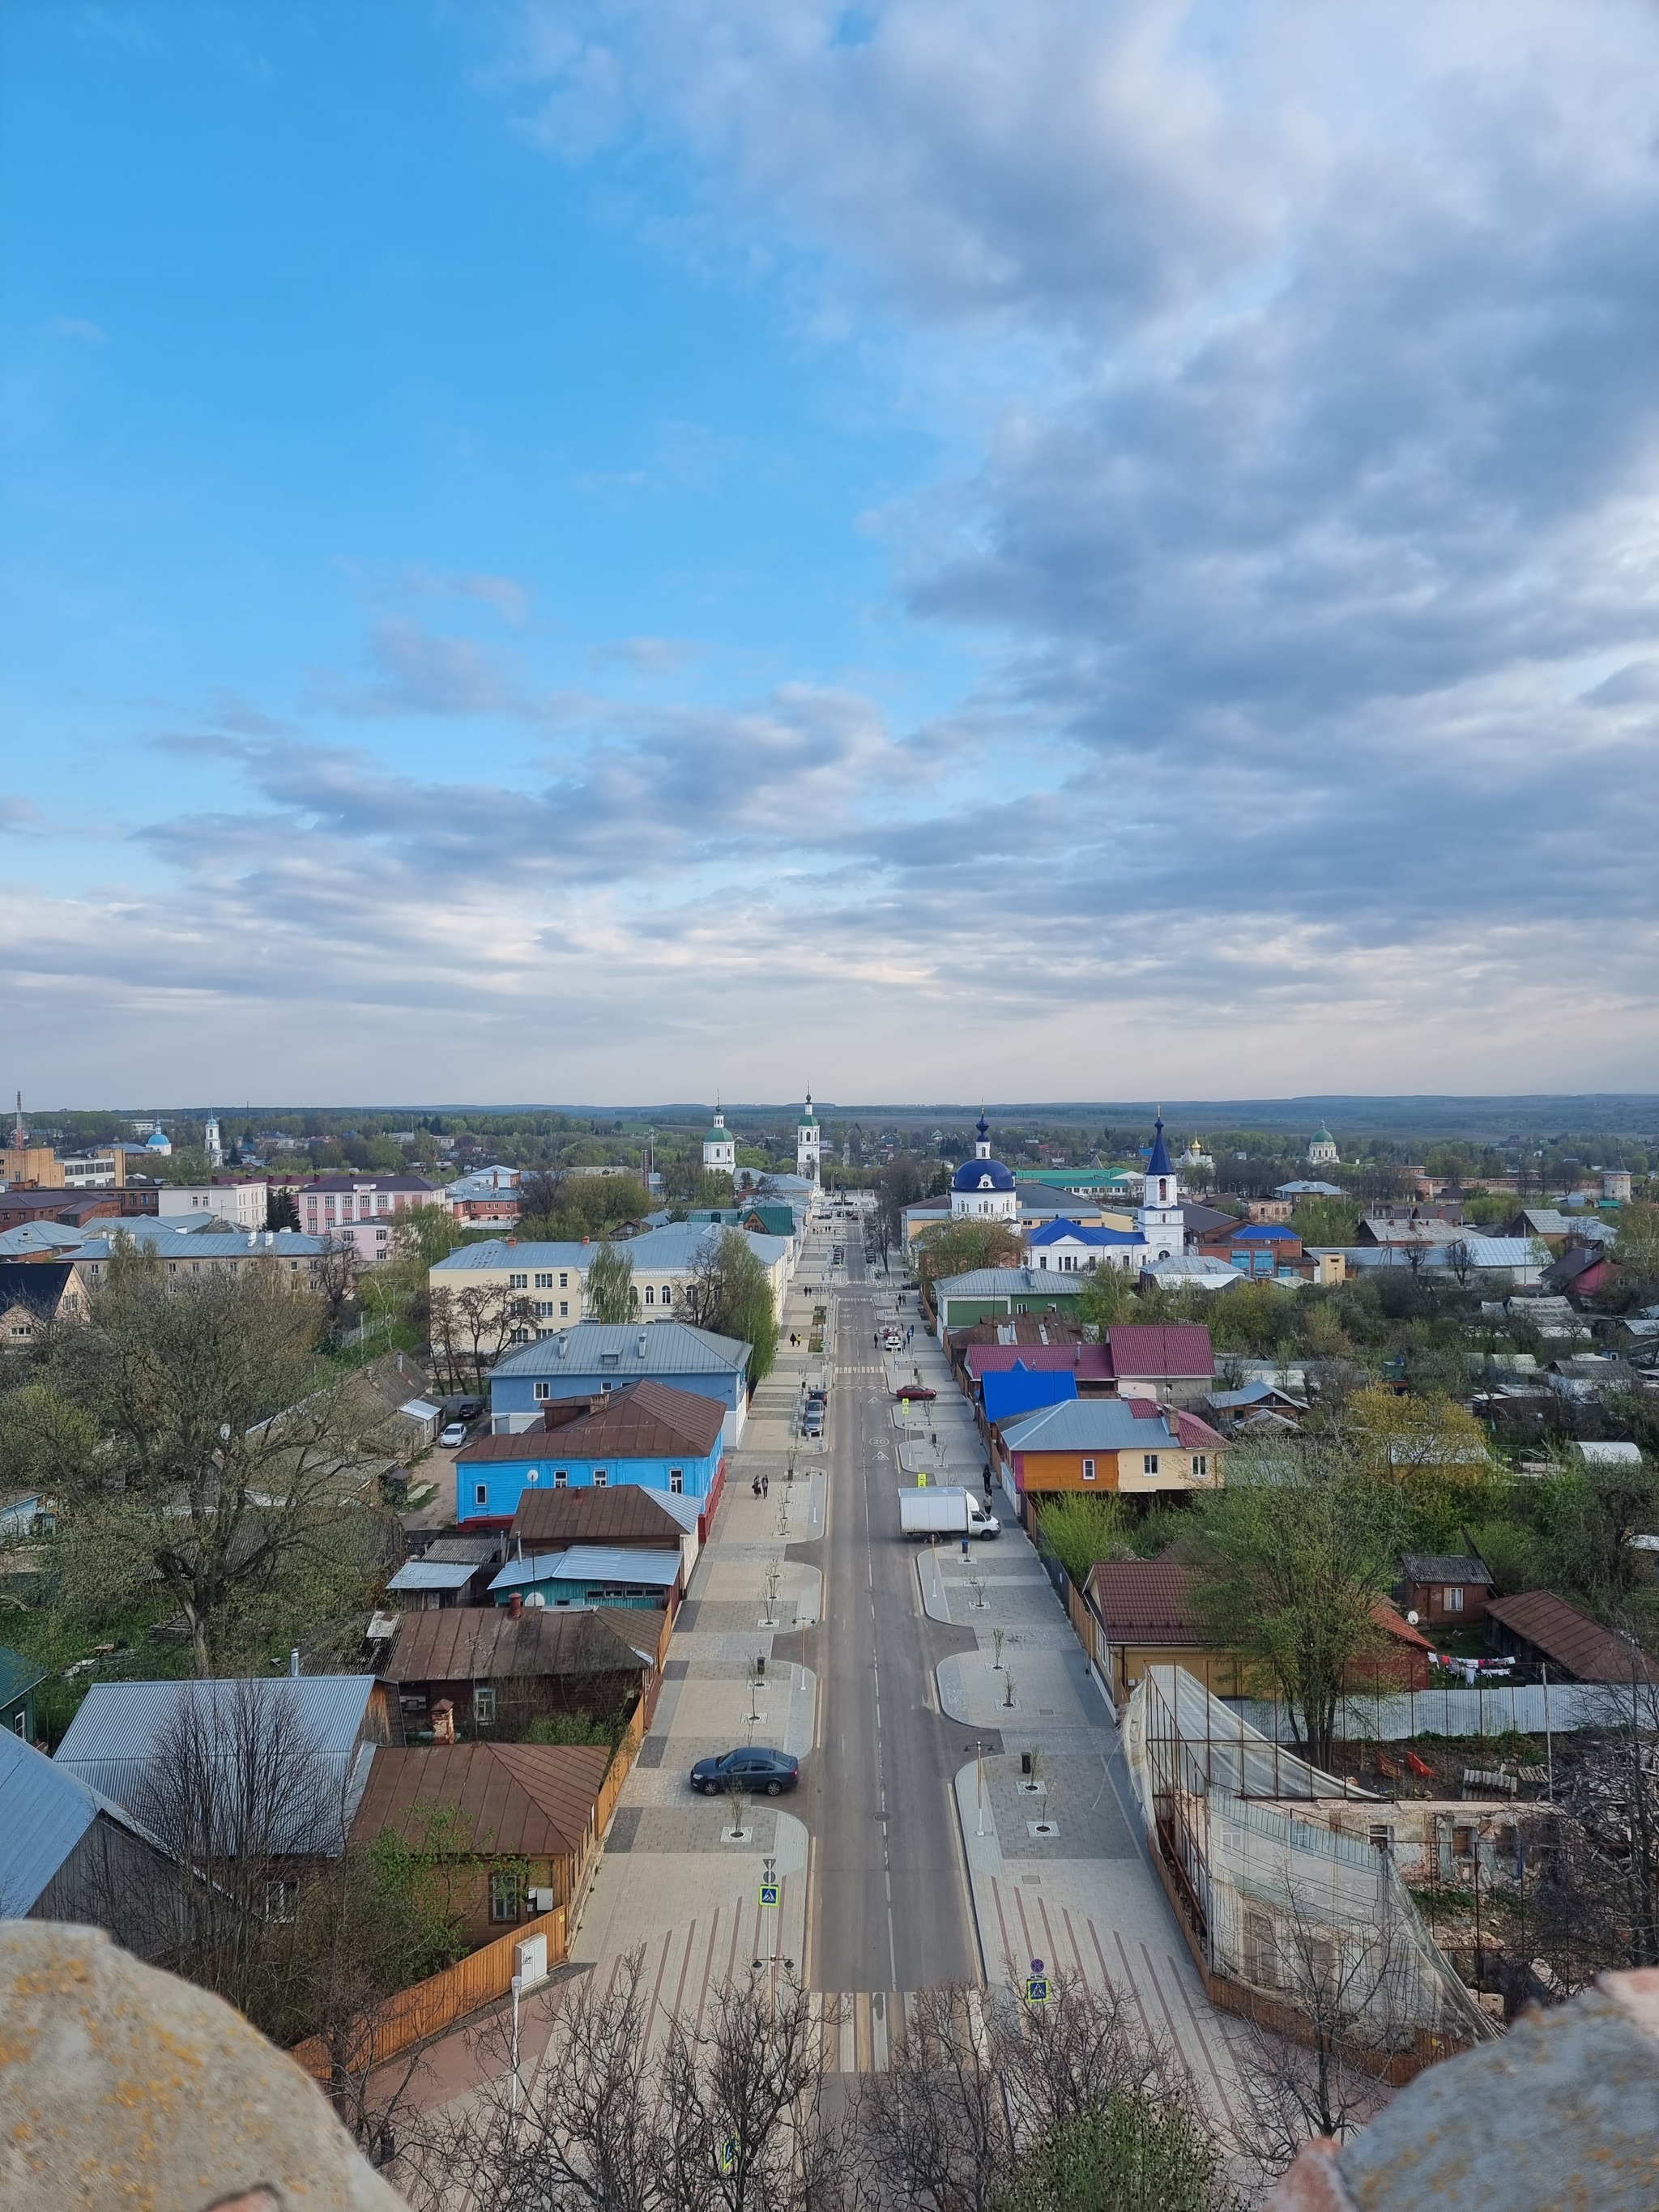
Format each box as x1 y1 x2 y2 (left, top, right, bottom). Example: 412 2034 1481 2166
704 1126 731 1146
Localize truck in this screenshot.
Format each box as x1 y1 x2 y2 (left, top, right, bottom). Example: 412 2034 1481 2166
898 1485 1000 1540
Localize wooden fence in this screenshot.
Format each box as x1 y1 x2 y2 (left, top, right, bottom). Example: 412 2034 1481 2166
288 1640 668 2086
289 1900 569 2085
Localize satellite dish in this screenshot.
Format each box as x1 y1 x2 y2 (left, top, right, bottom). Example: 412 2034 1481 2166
1406 1609 1420 1626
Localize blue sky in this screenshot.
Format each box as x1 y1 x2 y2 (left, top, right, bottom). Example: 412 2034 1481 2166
3 0 1657 1107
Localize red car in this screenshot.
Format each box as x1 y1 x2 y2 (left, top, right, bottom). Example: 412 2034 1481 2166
892 1383 936 1401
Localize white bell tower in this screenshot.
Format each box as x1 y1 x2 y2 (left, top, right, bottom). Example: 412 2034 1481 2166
796 1091 821 1183
1136 1112 1184 1262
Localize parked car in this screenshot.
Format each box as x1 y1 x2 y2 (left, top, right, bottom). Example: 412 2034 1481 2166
438 1421 468 1448
690 1746 800 1796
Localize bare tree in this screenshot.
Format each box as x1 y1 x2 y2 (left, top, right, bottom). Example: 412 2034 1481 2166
314 1232 361 1337
429 1281 529 1388
1229 1880 1398 2174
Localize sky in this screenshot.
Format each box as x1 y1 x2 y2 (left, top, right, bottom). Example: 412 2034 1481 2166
2 0 1657 1111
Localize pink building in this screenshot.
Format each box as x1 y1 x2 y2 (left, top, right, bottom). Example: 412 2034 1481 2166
290 1174 443 1264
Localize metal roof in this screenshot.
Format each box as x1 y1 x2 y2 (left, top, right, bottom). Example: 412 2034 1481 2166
932 1268 1090 1299
513 1484 700 1548
1486 1590 1659 1684
73 1225 326 1259
53 1676 382 1850
492 1320 749 1379
383 1606 648 1685
488 1545 682 1592
388 1558 478 1591
0 1645 48 1708
0 1732 165 1915
350 1742 612 1858
1107 1324 1217 1379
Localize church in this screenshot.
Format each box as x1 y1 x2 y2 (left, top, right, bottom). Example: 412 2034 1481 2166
950 1113 1018 1221
796 1092 821 1183
701 1105 736 1180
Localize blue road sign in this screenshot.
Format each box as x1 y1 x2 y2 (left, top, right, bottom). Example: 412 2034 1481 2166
1024 1975 1051 2005
759 1882 780 1908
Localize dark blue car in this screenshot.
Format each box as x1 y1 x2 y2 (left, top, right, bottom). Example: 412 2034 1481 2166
690 1746 800 1796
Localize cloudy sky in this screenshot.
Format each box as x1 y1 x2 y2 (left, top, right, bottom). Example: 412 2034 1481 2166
3 2 1657 1109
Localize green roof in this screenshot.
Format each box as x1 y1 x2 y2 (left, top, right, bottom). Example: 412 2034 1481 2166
704 1126 732 1146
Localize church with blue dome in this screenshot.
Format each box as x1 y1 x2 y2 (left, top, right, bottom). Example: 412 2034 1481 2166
950 1113 1018 1221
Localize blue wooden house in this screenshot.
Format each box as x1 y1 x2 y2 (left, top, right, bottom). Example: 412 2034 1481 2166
458 1378 727 1530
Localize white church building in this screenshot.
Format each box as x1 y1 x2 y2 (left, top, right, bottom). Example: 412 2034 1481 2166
796 1092 821 1183
701 1106 736 1181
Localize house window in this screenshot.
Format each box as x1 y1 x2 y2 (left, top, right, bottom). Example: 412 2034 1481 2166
1142 1454 1160 1476
262 1878 297 1924
592 1470 608 1488
660 1285 672 1304
1450 1586 1464 1613
473 1685 497 1725
509 1272 528 1291
535 1272 553 1289
534 1383 550 1401
1192 1455 1208 1479
1081 1458 1097 1482
1368 1823 1395 1854
489 1871 521 1923
644 1285 655 1305
554 1470 568 1487
376 1227 388 1241
670 1468 684 1494
559 1272 569 1289
476 1483 488 1507
510 1327 531 1343
535 1301 556 1318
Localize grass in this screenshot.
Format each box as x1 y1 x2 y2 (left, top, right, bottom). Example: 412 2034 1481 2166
1 1585 193 1745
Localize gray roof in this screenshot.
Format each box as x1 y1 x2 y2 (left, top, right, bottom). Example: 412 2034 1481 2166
73 1225 326 1260
0 1732 165 1916
1401 1554 1495 1586
431 1222 789 1276
388 1558 478 1592
1002 1400 1176 1451
492 1319 750 1379
489 1545 682 1592
0 1222 87 1257
53 1676 381 1852
934 1268 1095 1301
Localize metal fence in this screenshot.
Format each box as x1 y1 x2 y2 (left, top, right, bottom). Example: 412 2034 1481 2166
1230 1680 1640 1746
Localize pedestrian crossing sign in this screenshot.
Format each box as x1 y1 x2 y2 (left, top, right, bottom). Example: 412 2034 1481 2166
1025 1974 1050 2004
718 2134 738 2175
759 1882 780 1907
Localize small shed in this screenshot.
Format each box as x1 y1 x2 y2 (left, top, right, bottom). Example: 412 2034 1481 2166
1399 1553 1496 1629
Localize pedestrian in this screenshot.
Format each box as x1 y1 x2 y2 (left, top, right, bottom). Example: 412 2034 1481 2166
752 1475 761 1498
762 1473 770 1498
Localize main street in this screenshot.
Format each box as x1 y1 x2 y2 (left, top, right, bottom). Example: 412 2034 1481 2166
795 1221 992 1994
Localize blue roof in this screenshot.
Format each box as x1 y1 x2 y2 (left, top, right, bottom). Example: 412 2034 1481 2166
951 1158 1016 1194
1229 1223 1299 1241
982 1368 1079 1426
1145 1116 1174 1178
1027 1219 1141 1247
0 1731 163 1914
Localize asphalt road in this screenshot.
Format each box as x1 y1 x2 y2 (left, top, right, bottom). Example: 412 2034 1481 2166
796 1233 992 1993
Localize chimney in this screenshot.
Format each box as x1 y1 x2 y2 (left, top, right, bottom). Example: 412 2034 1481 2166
508 1591 523 1620
289 1647 301 1678
637 1331 647 1357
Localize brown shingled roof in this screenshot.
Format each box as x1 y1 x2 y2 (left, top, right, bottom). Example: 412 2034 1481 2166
382 1605 649 1686
513 1484 691 1551
1085 1561 1204 1642
1106 1324 1215 1381
1486 1590 1659 1685
349 1741 612 1856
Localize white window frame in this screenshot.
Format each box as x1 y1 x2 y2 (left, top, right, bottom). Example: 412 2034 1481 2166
534 1382 550 1400
1081 1458 1097 1482
475 1483 488 1507
554 1470 568 1488
670 1468 684 1494
1142 1453 1160 1476
473 1684 497 1724
592 1469 608 1488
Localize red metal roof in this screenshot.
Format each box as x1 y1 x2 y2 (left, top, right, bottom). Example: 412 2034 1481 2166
349 1741 613 1857
1106 1324 1215 1381
1085 1560 1204 1642
539 1379 725 1460
962 1344 1115 1383
1486 1590 1659 1684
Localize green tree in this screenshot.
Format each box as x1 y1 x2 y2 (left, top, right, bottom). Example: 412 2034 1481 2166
1000 2099 1239 2212
586 1238 636 1323
1077 1266 1137 1331
1035 1494 1128 1586
1185 1447 1408 1767
915 1218 1023 1295
28 1245 399 1674
686 1228 780 1383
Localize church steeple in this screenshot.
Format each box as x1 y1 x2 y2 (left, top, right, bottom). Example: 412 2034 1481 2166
975 1108 992 1161
1137 1109 1183 1258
